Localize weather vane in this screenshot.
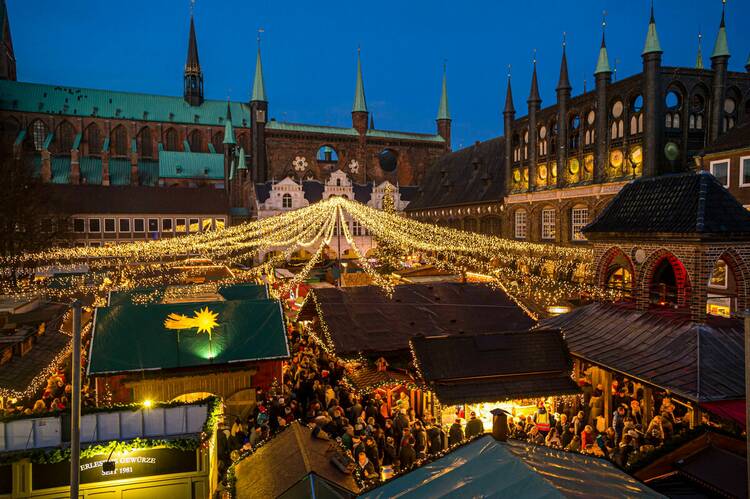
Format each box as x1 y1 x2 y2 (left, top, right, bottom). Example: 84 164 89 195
190 0 195 16
507 64 512 79
562 32 567 48
532 48 537 65
257 27 264 48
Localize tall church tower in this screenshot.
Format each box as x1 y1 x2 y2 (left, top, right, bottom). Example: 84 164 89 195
183 14 204 106
250 38 268 183
0 0 16 81
436 64 451 151
351 48 369 134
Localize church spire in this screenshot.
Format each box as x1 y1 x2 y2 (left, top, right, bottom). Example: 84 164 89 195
696 32 704 69
183 8 204 106
642 2 663 56
711 0 730 59
251 34 267 102
595 14 612 74
528 56 541 104
437 63 450 120
223 102 236 145
503 67 515 114
352 47 368 113
556 34 572 91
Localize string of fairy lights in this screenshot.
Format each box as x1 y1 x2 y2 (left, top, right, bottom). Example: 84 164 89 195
1 196 612 309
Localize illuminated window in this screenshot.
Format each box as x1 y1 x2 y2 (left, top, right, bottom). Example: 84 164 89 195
709 259 728 289
202 219 213 231
282 193 293 208
607 267 632 292
710 160 729 187
740 157 750 187
175 218 187 233
352 220 363 236
189 218 200 232
514 210 527 239
31 121 48 151
215 218 225 230
541 208 555 240
571 207 588 241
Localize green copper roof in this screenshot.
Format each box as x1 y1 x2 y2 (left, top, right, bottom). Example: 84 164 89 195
595 41 611 75
366 129 445 143
237 147 247 170
251 47 267 102
352 51 367 113
696 35 704 69
642 22 662 55
88 299 289 375
711 8 730 59
32 155 159 186
223 103 236 145
158 150 224 179
437 68 450 120
642 5 663 55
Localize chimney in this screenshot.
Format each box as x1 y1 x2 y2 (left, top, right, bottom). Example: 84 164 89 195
491 408 510 442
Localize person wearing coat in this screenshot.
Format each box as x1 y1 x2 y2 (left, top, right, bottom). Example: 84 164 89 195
449 419 464 446
464 412 485 438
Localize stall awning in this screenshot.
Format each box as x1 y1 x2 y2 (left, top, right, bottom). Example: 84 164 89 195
701 400 746 429
361 436 664 499
107 283 268 306
411 330 579 405
88 299 289 375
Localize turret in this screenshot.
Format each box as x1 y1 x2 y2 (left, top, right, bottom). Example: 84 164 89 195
0 0 16 81
436 64 451 150
503 69 515 193
183 14 204 106
352 47 369 135
223 102 236 197
250 37 268 183
556 35 571 188
695 33 704 70
641 2 663 177
595 18 612 182
527 58 541 190
709 1 730 141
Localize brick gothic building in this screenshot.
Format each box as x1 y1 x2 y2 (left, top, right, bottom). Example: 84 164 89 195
0 3 449 229
407 5 750 245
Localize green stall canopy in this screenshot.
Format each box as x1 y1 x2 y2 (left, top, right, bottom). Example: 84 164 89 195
107 283 269 306
88 299 288 375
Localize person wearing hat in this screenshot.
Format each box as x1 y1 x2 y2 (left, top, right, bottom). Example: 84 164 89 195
464 411 484 438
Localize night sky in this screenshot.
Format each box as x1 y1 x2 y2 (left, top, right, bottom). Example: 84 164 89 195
8 0 750 151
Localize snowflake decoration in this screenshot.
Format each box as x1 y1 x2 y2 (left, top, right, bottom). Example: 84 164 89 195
293 156 308 172
348 159 360 174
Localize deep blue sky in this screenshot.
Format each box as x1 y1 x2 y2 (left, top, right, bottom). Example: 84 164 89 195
7 0 750 151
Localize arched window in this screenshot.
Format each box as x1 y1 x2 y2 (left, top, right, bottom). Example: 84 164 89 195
317 145 339 162
512 134 520 163
689 92 706 130
569 116 580 150
724 97 737 132
164 128 178 151
211 132 224 154
282 193 292 209
629 94 644 134
111 126 128 156
538 126 547 156
648 253 690 308
139 127 152 158
378 149 398 172
0 116 20 141
85 124 101 155
189 130 203 152
57 121 75 153
29 120 48 151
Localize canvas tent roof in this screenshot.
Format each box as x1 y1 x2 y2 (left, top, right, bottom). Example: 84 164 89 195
107 283 268 306
88 299 288 375
410 330 579 405
298 283 534 356
361 436 663 499
233 421 358 499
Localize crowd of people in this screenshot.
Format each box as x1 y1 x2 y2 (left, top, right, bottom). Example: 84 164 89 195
506 377 690 468
215 323 480 489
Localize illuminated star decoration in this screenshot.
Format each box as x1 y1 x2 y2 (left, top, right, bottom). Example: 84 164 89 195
164 307 220 340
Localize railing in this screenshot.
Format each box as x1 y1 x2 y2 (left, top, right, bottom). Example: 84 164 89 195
0 404 208 451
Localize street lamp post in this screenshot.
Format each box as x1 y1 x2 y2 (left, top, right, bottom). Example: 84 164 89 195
70 300 82 498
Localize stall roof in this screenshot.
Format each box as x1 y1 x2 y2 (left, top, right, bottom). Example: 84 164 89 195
233 421 358 499
410 330 579 405
107 283 268 306
540 302 745 402
88 299 289 375
361 436 663 499
298 283 535 356
345 364 413 391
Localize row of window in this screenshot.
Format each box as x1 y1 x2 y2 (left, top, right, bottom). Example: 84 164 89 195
72 217 226 234
709 157 750 188
332 219 369 236
514 207 589 242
